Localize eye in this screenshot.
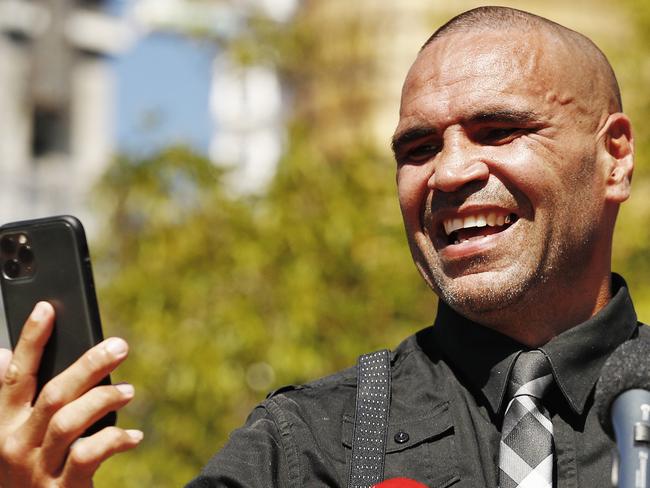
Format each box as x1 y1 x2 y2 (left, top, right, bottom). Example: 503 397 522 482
399 143 441 165
477 127 525 145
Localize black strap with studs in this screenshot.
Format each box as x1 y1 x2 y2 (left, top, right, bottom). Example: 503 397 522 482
347 349 392 488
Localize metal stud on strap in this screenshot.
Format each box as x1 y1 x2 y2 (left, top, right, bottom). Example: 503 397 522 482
347 349 391 488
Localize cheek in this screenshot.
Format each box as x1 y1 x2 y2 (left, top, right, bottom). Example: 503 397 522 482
507 149 600 232
396 165 432 225
492 143 564 207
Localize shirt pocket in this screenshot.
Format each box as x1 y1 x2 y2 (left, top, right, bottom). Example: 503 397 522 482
342 402 460 488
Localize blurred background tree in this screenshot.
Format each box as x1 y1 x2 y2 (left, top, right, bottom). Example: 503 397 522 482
611 0 650 319
86 1 650 486
94 2 433 485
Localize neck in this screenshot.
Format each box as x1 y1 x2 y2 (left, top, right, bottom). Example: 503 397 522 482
463 271 613 348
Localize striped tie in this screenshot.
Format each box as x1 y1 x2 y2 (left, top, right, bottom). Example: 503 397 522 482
498 350 554 488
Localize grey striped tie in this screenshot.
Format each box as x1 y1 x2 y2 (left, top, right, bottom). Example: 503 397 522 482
498 350 554 488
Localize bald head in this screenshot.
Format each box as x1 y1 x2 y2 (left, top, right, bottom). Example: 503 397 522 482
394 6 635 341
420 6 622 114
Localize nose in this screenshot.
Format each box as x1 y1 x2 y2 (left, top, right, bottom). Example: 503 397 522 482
428 132 489 192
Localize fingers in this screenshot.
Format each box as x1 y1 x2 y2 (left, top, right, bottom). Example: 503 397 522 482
39 337 129 405
60 426 143 486
40 383 135 474
0 302 140 488
0 348 12 385
23 337 129 447
0 302 54 411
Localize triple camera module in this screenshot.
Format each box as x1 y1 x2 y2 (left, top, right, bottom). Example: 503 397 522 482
0 233 35 280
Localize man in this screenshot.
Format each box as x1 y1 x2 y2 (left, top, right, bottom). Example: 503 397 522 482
0 5 644 487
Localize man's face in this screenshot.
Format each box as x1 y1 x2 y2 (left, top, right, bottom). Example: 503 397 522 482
393 29 611 319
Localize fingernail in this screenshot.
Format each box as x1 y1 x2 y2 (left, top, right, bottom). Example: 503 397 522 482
115 383 134 397
30 302 50 322
104 338 128 357
126 429 144 442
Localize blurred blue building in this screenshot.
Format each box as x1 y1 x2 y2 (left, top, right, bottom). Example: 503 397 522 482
0 0 127 230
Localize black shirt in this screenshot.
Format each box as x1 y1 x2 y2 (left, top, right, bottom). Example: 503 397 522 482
187 275 648 487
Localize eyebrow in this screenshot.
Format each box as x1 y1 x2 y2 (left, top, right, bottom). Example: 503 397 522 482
469 109 542 125
391 127 437 158
391 108 543 157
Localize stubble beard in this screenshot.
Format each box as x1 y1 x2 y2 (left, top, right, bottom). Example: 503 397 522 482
421 217 597 322
415 154 601 321
426 251 549 316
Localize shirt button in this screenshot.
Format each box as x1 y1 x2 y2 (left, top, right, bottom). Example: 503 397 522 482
394 430 409 444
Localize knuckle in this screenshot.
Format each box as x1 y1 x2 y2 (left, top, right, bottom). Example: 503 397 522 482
67 443 94 470
49 414 72 440
106 426 124 441
2 362 20 386
19 324 39 343
99 426 125 450
0 436 27 464
19 323 48 349
64 428 127 475
96 385 116 404
108 427 134 453
82 348 106 372
39 383 66 413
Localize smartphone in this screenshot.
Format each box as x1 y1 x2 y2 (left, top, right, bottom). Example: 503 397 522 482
0 215 116 434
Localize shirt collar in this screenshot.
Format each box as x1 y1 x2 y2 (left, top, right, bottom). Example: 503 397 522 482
429 274 638 416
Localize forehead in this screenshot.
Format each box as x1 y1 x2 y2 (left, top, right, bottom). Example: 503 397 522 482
398 29 575 129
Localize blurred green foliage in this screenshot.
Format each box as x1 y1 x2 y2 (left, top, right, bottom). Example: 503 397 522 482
92 4 435 485
93 138 433 485
610 0 650 319
91 2 650 486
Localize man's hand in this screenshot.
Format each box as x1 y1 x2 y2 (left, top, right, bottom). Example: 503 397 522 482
0 301 143 487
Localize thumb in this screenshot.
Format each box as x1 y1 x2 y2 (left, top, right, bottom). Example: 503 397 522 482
0 348 13 385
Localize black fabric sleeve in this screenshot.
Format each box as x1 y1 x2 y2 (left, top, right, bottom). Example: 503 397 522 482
184 399 298 488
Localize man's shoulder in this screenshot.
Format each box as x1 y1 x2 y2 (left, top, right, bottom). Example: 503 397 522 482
262 364 357 412
266 329 432 395
260 326 446 421
191 327 449 487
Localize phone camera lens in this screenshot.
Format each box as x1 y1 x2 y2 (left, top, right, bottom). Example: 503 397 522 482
1 236 17 255
18 245 34 265
3 259 21 279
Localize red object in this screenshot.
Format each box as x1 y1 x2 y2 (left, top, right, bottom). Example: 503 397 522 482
373 478 428 488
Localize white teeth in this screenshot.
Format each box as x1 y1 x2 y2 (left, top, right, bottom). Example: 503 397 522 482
442 212 516 236
452 217 462 232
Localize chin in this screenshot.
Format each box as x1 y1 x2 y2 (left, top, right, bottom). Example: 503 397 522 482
430 267 544 316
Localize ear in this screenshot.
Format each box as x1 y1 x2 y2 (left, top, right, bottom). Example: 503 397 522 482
600 113 634 203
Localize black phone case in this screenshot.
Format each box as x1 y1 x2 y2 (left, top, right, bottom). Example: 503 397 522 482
0 215 116 434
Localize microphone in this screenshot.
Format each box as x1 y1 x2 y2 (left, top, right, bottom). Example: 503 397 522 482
595 339 650 488
372 478 428 488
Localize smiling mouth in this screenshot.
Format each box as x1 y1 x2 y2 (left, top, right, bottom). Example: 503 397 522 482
442 211 519 245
